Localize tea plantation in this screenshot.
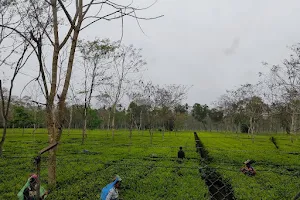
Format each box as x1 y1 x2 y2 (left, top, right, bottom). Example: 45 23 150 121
0 129 299 199
199 132 300 199
0 129 207 199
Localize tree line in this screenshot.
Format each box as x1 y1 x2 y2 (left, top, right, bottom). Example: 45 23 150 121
2 72 299 141
2 41 300 139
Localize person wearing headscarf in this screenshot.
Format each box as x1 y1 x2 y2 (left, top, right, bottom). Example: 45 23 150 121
17 174 48 200
240 160 256 176
106 175 122 200
101 175 122 200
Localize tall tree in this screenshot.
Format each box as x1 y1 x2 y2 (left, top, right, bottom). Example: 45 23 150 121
0 0 32 155
131 81 156 143
192 103 209 130
77 38 115 144
208 108 223 131
127 84 152 134
272 102 292 134
235 84 265 139
1 0 162 187
22 84 44 135
12 105 33 135
174 104 188 132
153 84 189 135
263 44 300 141
87 108 102 129
97 93 113 132
127 101 138 138
102 44 146 140
0 42 31 155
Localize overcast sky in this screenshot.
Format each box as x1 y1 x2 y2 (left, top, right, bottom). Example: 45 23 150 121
9 0 300 106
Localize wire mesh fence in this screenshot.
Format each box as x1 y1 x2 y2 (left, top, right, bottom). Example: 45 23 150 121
1 130 300 199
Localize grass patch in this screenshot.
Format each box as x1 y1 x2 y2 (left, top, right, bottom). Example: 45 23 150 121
1 129 299 199
199 132 300 199
1 129 207 199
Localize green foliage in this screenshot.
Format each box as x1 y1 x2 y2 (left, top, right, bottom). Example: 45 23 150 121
240 123 249 133
200 132 300 199
192 103 209 124
87 109 102 129
208 108 223 123
78 38 116 60
1 129 207 199
35 108 46 127
230 100 249 126
1 130 300 199
174 113 187 131
174 104 187 114
272 102 292 134
11 106 33 127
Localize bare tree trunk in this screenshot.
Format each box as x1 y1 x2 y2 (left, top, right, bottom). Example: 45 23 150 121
150 129 153 144
107 110 111 136
147 111 153 144
82 105 87 144
269 115 273 133
162 122 165 141
47 1 82 185
101 121 104 129
32 108 37 135
248 117 252 138
82 111 87 145
32 123 36 135
139 110 143 134
129 125 132 139
107 111 111 130
0 123 7 156
290 112 295 143
48 147 57 189
227 120 230 133
202 122 207 132
47 0 60 187
251 127 254 143
68 106 73 136
248 117 255 143
47 109 57 188
129 108 133 139
134 120 138 130
111 104 116 140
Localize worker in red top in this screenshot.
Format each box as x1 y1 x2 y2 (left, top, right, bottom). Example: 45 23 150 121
240 160 256 176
